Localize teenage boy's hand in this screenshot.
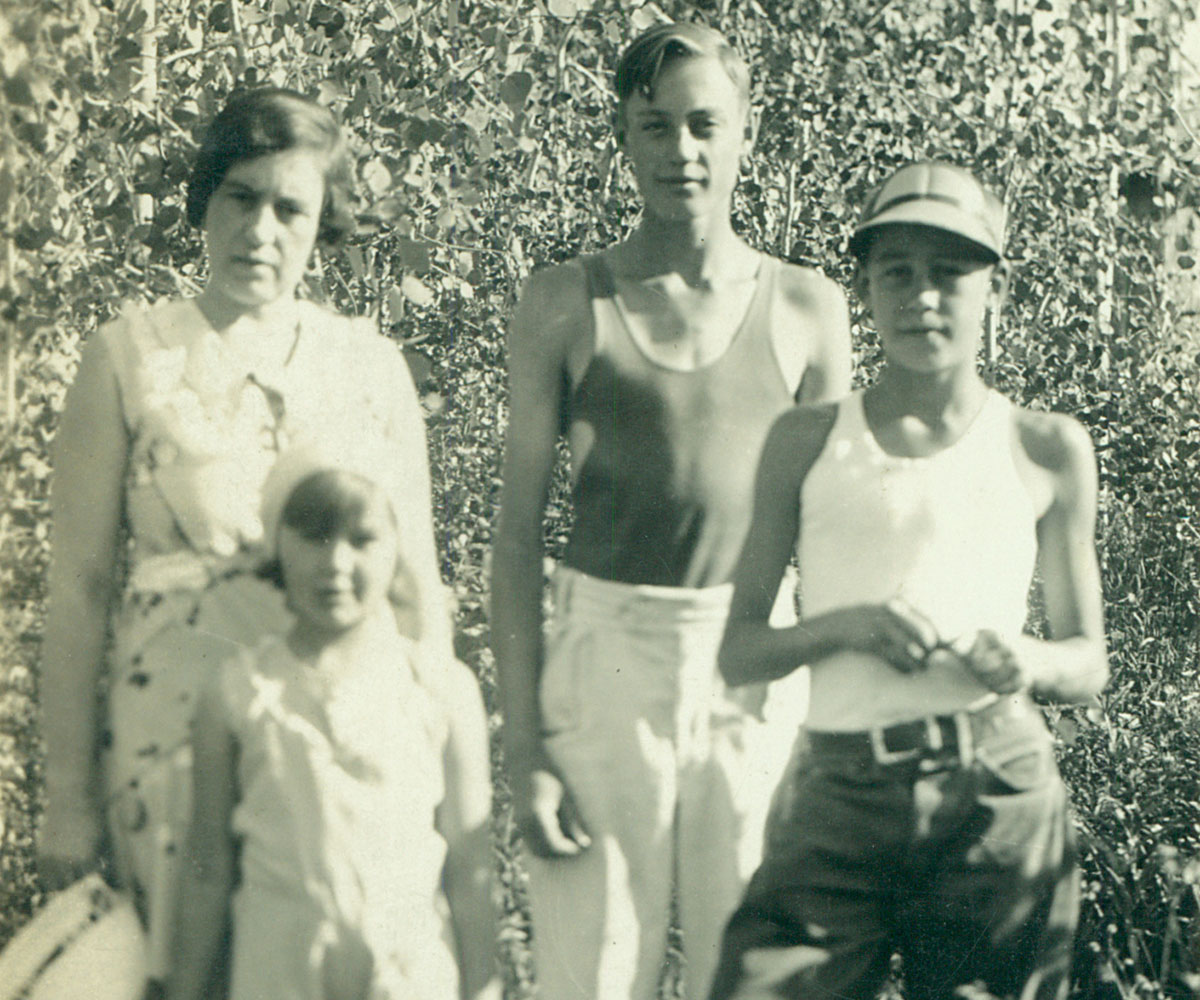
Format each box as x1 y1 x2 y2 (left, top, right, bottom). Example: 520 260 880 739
507 742 592 858
955 629 1029 694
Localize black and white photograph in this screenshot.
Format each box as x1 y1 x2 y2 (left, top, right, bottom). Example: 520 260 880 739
0 1 1197 998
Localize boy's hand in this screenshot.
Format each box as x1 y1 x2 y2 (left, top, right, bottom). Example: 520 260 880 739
812 599 938 674
506 742 592 858
955 630 1029 694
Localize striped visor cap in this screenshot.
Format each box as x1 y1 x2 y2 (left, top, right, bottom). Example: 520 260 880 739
849 162 1006 262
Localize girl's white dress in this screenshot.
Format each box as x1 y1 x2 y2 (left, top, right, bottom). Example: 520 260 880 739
217 613 459 1000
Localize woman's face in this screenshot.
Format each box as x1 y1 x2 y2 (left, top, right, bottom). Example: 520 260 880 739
201 148 325 321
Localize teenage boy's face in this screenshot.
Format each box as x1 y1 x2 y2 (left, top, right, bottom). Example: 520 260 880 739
619 55 751 224
859 224 1005 375
278 491 400 638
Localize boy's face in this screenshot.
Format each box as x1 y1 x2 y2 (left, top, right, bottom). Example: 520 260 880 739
278 490 400 638
618 54 752 225
858 224 1006 376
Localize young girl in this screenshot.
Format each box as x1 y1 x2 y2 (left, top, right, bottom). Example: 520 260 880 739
166 441 498 1000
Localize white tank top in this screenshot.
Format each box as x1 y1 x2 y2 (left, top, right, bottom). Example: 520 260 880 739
799 390 1039 730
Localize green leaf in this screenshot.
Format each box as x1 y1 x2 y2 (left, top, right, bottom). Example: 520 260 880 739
547 0 585 19
362 159 393 196
499 72 533 115
400 273 435 307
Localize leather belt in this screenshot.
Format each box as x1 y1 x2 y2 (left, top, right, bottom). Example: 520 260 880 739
808 697 1010 768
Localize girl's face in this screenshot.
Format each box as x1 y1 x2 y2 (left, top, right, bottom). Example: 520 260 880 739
201 148 325 323
278 487 400 639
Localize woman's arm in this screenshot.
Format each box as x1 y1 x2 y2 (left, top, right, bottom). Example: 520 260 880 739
435 661 500 1000
165 670 238 1000
39 333 129 885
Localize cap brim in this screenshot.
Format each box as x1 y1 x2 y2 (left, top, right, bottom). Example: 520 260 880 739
850 201 1002 261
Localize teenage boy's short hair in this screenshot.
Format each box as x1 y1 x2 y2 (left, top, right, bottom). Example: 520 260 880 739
849 161 1006 264
614 22 751 115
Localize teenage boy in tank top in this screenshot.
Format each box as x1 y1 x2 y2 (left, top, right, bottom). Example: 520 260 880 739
708 161 1109 1000
490 22 851 1000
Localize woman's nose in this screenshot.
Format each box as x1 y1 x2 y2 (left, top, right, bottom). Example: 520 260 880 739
244 202 276 243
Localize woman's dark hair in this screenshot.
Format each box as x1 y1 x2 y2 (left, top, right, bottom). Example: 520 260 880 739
186 87 356 246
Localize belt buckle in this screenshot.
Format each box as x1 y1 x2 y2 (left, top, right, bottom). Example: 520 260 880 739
869 717 945 766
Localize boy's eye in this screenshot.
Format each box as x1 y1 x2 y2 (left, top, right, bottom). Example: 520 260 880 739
689 119 717 138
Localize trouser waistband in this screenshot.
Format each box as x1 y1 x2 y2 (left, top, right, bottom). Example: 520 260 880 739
552 565 734 627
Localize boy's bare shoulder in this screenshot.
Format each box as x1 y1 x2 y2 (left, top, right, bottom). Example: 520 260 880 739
1012 406 1097 476
775 399 840 442
510 258 590 355
775 262 849 316
765 400 841 483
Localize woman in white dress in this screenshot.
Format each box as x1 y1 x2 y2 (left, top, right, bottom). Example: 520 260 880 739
36 88 463 993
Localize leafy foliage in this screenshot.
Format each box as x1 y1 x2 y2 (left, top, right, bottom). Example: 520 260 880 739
1 0 1198 996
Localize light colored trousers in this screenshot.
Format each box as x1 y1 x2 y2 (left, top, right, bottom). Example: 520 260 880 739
527 568 807 1000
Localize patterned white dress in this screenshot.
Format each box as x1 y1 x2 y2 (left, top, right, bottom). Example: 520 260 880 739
95 297 442 977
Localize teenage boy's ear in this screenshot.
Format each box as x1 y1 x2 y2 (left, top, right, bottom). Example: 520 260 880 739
989 260 1010 300
852 260 869 303
741 104 759 153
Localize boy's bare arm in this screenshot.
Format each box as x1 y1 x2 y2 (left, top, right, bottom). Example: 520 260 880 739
166 675 238 1000
491 264 591 857
961 411 1109 702
720 404 934 686
795 273 853 405
773 268 852 405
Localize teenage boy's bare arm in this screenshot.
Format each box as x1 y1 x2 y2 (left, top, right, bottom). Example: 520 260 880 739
958 412 1109 702
720 406 932 686
491 264 591 857
786 271 853 405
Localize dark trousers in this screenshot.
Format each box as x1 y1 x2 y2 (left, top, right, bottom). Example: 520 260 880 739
709 697 1080 1000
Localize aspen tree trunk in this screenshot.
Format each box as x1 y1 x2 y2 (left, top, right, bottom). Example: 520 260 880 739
1165 6 1200 343
135 0 156 224
1101 0 1125 341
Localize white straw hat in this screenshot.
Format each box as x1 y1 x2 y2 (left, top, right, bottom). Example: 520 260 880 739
0 874 146 1000
259 437 404 561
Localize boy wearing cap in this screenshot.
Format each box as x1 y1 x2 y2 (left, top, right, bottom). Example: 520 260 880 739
490 21 851 1000
707 161 1108 1000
